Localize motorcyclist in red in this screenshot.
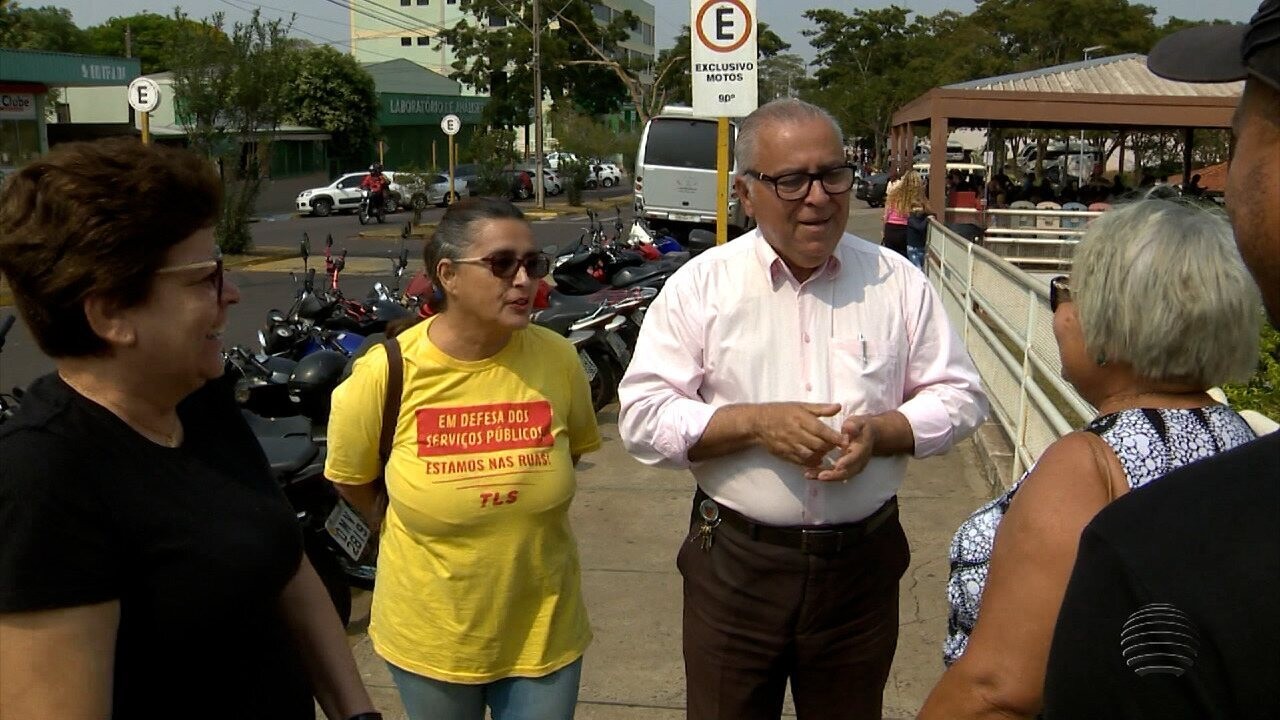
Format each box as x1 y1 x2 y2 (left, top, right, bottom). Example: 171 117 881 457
360 163 390 222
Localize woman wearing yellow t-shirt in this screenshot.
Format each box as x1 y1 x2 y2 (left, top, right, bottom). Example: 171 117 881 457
326 198 601 720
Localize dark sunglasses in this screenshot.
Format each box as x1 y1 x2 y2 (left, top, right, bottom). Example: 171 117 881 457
1049 275 1072 313
156 253 225 303
454 252 551 280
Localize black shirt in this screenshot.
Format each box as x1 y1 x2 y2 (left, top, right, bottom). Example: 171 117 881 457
1043 433 1280 719
0 374 313 718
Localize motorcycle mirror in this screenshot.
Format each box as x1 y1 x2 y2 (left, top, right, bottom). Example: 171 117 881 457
326 233 333 249
300 232 310 260
401 222 411 240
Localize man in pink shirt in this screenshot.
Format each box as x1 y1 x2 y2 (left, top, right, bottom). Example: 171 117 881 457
617 98 988 720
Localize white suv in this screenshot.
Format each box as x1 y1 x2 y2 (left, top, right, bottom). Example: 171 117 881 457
296 171 467 216
296 172 377 217
587 162 623 189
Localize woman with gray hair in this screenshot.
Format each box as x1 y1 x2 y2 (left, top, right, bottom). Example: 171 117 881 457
919 199 1262 718
324 198 602 720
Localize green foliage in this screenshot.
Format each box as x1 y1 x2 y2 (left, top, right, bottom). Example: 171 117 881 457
468 128 519 196
558 157 590 206
283 44 380 171
801 1 1236 168
0 2 84 51
167 10 298 254
549 109 623 165
1223 322 1280 421
759 53 809 103
81 13 196 73
656 22 791 108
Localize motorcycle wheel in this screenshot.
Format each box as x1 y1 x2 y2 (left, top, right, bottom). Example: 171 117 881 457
358 207 369 225
581 345 617 412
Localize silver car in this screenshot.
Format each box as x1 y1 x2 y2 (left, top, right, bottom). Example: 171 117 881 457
393 172 469 209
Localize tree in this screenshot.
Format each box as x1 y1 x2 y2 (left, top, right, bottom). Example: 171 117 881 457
283 44 379 171
803 7 962 168
437 1 644 127
966 0 1161 73
167 11 299 253
655 22 791 109
0 2 85 52
81 13 198 74
758 53 808 103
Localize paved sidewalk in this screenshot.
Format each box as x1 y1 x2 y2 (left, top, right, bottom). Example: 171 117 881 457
331 409 994 719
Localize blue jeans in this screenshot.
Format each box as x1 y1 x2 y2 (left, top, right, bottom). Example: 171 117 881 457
906 243 926 270
386 658 583 720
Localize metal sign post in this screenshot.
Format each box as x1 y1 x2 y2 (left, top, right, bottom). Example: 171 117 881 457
441 114 462 204
690 0 758 245
127 77 161 146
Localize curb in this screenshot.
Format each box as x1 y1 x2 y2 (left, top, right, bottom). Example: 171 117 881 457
972 420 1015 494
1 250 341 306
357 223 437 240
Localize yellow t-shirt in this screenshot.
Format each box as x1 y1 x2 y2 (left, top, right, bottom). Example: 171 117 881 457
325 317 602 683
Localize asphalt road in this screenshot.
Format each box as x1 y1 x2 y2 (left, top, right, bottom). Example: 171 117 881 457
0 198 884 396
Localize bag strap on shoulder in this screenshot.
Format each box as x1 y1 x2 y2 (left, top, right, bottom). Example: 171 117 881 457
378 337 403 467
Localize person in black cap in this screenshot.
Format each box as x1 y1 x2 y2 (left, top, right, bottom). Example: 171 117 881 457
1042 2 1280 717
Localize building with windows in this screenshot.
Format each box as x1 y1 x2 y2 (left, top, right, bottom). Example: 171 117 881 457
0 49 139 176
348 0 656 88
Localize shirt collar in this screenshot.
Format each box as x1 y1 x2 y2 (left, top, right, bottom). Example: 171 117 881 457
752 230 843 289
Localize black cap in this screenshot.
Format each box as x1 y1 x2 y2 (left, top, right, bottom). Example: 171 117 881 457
1148 0 1280 91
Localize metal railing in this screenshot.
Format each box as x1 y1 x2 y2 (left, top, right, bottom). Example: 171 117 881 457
925 218 1096 484
947 207 1101 271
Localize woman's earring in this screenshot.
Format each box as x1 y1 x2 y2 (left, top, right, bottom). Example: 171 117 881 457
1096 352 1108 366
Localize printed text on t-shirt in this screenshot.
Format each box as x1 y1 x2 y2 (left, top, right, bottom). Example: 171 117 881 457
416 401 555 456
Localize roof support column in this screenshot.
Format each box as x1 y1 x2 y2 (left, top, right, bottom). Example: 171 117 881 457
1182 127 1194 188
929 115 949 223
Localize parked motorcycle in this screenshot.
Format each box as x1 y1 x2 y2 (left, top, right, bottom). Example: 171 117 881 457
0 314 20 424
246 411 375 626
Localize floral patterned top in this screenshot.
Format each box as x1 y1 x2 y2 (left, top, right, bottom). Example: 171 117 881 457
943 406 1256 666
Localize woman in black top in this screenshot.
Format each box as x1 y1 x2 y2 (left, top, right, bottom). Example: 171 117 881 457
0 139 380 719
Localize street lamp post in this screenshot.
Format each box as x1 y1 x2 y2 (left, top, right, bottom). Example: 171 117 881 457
532 0 545 209
1079 45 1106 186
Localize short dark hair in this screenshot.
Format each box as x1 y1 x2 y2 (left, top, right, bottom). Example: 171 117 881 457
0 138 222 357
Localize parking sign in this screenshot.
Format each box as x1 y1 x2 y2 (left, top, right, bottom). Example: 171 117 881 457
690 0 758 117
440 114 461 136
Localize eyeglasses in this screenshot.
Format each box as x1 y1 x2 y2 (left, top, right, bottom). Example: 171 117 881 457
453 252 551 280
747 164 856 201
156 252 224 303
1050 275 1072 313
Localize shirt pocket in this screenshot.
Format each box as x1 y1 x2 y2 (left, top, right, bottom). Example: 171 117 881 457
830 337 902 412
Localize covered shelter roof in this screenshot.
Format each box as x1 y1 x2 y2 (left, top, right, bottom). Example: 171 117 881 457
889 53 1242 214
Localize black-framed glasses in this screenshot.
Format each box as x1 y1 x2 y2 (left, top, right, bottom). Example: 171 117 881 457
1050 275 1072 313
453 251 551 280
747 164 856 200
156 251 225 303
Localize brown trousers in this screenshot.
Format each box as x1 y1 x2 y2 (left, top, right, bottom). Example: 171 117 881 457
677 495 911 720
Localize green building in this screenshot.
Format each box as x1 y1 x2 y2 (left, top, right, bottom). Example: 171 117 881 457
0 48 140 175
363 59 487 171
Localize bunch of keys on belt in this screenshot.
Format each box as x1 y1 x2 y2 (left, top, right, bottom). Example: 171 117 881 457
691 498 721 551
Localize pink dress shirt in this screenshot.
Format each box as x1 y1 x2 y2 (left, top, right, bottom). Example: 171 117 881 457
617 229 988 526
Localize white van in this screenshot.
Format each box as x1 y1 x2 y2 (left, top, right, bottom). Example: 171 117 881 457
634 106 747 236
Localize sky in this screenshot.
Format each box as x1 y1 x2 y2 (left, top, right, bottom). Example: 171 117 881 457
52 0 1258 64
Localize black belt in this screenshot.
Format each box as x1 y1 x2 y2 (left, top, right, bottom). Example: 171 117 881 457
692 488 898 555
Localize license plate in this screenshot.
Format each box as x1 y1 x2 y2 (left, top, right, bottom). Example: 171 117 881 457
606 332 630 365
669 212 699 222
578 350 599 381
325 499 371 561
